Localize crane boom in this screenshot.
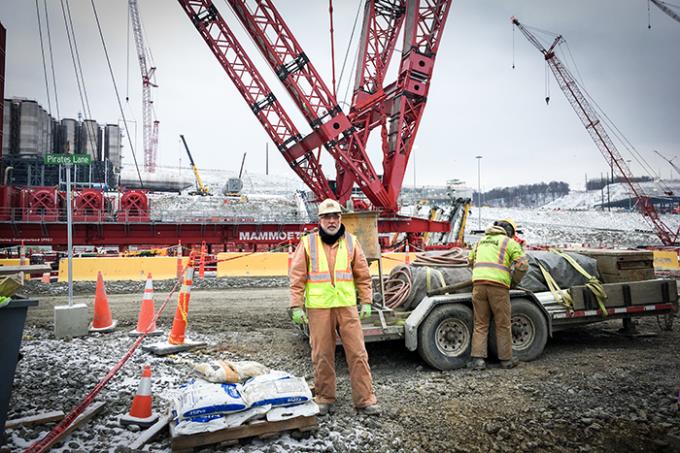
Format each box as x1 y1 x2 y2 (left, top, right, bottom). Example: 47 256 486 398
129 0 159 173
180 134 210 195
650 0 680 24
654 150 680 176
512 16 679 245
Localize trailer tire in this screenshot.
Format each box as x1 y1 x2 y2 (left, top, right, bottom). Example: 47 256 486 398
417 304 473 370
489 298 547 362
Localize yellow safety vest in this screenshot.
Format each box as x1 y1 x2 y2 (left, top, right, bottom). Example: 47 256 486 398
469 233 525 288
303 232 357 309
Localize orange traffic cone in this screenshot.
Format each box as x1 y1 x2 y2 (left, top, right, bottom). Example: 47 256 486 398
129 273 163 337
119 365 159 427
168 265 194 345
199 241 206 280
404 239 411 265
176 240 183 280
41 272 51 284
90 271 118 332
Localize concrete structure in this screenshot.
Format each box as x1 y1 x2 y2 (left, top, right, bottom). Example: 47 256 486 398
80 119 100 159
53 303 89 338
103 124 122 170
60 118 78 153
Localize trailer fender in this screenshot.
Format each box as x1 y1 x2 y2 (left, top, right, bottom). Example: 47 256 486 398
405 293 473 352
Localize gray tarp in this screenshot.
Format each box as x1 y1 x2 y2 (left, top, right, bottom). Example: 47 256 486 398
519 251 600 292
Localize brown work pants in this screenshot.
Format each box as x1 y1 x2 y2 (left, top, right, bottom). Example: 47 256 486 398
471 283 513 361
307 306 377 408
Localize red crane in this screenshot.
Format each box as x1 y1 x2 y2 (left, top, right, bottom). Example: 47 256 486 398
650 0 680 25
512 16 679 246
129 0 159 173
176 0 452 214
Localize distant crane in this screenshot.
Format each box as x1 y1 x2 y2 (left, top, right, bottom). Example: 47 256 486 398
654 150 680 177
180 134 211 196
129 0 159 173
512 16 679 245
649 0 680 25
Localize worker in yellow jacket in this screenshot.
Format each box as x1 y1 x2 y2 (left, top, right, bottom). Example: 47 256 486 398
289 198 380 416
467 219 529 370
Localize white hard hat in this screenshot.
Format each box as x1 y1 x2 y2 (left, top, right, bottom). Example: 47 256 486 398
317 198 343 216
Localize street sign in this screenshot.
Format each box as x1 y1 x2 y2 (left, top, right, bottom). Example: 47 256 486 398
44 154 92 166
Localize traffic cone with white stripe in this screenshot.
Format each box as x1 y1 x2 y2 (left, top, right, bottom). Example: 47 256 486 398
404 239 411 265
89 271 118 332
142 258 207 355
168 264 194 345
129 273 163 337
120 365 159 427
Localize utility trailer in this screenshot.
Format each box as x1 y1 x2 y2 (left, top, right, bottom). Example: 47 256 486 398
315 278 678 371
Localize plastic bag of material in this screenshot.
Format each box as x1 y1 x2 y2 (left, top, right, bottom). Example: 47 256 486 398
266 400 319 422
241 371 313 408
173 379 248 421
174 405 271 436
519 251 600 293
192 360 270 383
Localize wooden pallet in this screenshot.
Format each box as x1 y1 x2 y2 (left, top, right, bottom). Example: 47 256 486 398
169 415 318 452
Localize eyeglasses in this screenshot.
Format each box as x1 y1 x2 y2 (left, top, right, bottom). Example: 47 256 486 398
319 213 341 220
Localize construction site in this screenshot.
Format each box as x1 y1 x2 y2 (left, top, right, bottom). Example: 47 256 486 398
1 1 679 452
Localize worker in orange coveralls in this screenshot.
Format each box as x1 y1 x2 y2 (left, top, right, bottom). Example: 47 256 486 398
289 198 380 416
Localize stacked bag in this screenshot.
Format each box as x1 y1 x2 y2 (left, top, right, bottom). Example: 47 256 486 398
172 361 317 435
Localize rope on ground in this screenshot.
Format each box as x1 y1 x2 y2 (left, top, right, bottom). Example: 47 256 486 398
412 248 469 267
23 264 187 453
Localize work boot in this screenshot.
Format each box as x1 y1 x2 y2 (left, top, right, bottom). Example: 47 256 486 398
467 358 486 370
500 357 520 369
316 402 335 416
357 404 381 416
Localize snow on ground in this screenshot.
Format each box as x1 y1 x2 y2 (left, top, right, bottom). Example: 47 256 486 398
543 180 680 210
466 206 678 248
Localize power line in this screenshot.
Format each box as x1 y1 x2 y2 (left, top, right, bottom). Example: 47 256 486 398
90 0 144 188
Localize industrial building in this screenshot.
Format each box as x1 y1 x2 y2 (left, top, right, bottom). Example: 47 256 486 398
0 97 122 188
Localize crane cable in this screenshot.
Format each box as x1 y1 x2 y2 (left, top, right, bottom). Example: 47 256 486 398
90 0 144 188
337 0 363 107
60 0 97 155
43 0 61 119
329 0 337 100
34 0 53 115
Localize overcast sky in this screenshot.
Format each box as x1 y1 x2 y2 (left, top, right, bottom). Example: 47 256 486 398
2 0 679 192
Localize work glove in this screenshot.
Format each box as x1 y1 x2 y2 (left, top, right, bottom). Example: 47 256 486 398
359 304 372 320
290 307 308 325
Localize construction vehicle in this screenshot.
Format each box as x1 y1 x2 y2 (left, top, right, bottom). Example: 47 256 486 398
511 17 680 246
179 134 211 196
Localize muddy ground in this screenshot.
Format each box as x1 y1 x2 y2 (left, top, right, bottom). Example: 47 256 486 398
4 285 680 453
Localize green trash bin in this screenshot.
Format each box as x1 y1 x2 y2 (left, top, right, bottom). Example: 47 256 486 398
0 298 38 443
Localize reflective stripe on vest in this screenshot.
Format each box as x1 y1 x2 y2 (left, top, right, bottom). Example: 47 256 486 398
303 232 357 308
472 235 512 286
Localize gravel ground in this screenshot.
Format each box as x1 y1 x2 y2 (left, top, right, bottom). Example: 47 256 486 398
3 287 680 453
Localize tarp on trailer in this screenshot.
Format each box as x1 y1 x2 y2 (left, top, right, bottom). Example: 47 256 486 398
519 251 600 293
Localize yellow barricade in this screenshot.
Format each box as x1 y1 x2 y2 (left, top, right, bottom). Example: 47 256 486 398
58 257 190 281
217 252 288 277
0 259 21 267
653 250 679 271
216 252 413 277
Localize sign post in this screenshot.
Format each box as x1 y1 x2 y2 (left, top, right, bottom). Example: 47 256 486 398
45 154 90 306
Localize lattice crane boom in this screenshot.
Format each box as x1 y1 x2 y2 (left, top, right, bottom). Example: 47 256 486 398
176 0 334 199
177 0 452 214
129 0 159 173
512 16 679 245
651 0 680 24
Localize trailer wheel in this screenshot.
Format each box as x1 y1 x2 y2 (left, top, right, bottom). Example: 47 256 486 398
417 304 473 370
489 299 547 362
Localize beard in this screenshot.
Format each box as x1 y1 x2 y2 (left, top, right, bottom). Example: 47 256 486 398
321 224 340 235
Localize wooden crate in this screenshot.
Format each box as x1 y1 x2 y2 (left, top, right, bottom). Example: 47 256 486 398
570 279 677 310
170 415 318 452
574 249 655 283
